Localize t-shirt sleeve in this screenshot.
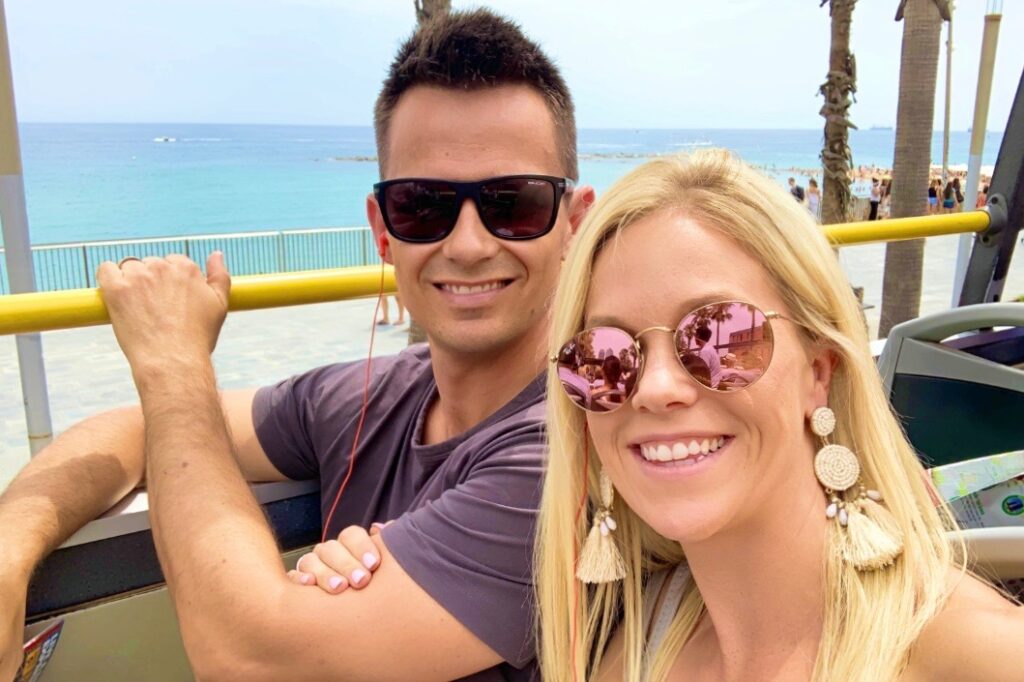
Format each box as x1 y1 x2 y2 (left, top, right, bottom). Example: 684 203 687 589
380 438 545 669
251 362 362 480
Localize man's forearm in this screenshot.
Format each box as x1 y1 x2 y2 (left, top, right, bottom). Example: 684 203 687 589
0 407 146 578
138 359 286 671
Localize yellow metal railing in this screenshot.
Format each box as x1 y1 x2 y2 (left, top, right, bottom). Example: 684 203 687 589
0 265 396 335
825 210 989 245
0 211 991 336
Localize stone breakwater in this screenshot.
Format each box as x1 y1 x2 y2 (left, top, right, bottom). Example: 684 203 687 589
326 155 378 162
322 151 901 183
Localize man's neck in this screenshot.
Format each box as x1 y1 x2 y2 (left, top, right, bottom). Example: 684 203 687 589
422 324 548 446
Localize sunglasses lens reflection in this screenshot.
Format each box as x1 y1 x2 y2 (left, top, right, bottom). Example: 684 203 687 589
556 327 640 413
384 180 459 242
556 302 776 413
675 302 773 391
479 177 557 238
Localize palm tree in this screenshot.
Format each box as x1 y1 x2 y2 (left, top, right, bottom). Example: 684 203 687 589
878 0 951 338
709 303 734 349
406 0 452 345
819 0 858 225
578 329 596 363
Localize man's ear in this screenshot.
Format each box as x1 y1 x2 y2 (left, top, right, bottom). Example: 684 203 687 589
567 184 596 236
366 194 393 265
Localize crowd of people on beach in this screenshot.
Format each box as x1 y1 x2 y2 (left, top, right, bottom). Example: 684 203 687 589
785 163 991 222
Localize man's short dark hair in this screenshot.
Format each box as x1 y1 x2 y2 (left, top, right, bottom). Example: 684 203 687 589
374 9 577 179
696 326 713 343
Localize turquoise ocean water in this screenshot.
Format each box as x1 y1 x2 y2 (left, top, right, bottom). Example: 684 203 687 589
11 123 1006 246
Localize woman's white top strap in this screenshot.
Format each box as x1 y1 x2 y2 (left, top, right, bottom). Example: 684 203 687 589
643 564 691 676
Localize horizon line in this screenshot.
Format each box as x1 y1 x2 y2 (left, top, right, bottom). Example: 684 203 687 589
18 120 997 134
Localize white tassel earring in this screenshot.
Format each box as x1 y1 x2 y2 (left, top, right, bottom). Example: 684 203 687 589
576 468 626 583
811 406 903 571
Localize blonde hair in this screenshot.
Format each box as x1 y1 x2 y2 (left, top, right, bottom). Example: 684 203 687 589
536 150 962 681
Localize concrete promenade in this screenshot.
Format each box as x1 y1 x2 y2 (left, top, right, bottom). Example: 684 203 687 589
0 298 409 489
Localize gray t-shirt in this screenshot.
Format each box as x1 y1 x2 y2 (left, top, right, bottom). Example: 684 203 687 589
253 344 545 681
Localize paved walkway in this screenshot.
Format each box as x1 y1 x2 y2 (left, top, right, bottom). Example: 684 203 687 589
0 298 409 489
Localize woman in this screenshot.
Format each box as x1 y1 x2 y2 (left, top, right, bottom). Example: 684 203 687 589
536 150 1022 681
928 178 940 214
942 181 956 213
806 178 821 221
953 177 965 210
880 177 892 219
868 177 881 220
976 184 989 209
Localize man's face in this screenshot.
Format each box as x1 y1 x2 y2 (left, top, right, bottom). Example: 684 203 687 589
368 85 591 359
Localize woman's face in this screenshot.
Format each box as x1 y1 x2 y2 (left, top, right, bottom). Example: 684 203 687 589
583 210 831 543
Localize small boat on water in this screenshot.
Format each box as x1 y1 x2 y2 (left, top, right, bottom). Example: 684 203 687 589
153 136 177 143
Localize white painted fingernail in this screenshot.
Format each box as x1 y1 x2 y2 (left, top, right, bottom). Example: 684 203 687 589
328 576 345 590
351 569 368 585
362 552 379 569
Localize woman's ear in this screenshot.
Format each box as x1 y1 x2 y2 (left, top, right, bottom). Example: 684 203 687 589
807 346 839 415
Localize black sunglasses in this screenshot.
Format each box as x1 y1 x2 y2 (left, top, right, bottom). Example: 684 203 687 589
373 174 575 244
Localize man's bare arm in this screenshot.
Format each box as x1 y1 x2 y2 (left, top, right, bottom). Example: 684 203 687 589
95 254 503 681
0 388 281 579
0 387 284 680
140 360 502 680
0 405 146 681
0 407 145 581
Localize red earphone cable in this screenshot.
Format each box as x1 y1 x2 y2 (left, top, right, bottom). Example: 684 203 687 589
320 258 388 543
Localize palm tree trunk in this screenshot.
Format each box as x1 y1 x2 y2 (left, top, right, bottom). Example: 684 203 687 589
878 0 947 338
405 0 452 346
819 0 858 226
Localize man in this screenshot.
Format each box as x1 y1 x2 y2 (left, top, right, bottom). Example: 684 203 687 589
869 177 881 220
0 10 593 681
787 176 805 204
694 325 722 390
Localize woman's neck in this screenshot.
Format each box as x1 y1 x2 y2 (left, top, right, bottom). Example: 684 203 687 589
679 469 828 679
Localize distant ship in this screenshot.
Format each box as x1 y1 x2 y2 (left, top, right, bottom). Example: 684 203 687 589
153 136 177 143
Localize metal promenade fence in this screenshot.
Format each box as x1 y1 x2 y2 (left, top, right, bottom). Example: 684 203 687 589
0 226 377 294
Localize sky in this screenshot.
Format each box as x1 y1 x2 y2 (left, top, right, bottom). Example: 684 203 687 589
5 0 1023 130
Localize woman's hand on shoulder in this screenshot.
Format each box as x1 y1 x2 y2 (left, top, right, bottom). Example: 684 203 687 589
287 522 390 593
907 574 1024 682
